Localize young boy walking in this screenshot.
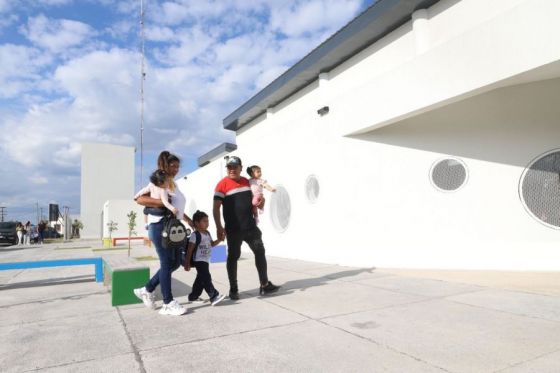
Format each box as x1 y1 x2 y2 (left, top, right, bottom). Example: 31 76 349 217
184 210 226 306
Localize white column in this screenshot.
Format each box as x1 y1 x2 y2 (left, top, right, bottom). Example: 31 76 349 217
412 9 429 55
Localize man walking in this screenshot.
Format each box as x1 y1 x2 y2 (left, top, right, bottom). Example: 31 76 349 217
213 156 280 300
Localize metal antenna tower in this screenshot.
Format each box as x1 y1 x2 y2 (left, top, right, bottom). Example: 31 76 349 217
139 0 146 186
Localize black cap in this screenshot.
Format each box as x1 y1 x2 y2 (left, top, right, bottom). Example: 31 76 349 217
226 156 242 167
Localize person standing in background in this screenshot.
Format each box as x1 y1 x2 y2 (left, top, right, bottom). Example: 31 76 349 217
24 221 31 245
38 221 46 244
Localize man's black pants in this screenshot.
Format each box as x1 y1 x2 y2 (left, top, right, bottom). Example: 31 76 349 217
226 226 268 292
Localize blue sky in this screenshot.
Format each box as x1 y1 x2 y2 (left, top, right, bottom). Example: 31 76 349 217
0 0 374 223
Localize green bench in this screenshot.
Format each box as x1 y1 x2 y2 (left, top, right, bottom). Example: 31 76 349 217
103 256 150 306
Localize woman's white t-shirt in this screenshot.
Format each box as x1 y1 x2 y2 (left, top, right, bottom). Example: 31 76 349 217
146 185 187 225
189 231 213 263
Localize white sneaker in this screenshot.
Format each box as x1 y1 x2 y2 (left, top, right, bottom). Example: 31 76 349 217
133 287 155 310
159 299 187 316
210 293 226 306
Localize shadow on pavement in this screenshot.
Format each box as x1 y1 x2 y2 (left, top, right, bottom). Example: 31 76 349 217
226 267 379 303
0 275 95 290
0 247 25 252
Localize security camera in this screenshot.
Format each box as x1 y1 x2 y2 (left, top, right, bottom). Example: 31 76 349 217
317 106 329 116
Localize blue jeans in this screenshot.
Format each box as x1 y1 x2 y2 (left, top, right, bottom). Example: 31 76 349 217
144 221 181 304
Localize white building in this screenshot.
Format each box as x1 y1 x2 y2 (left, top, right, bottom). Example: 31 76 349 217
179 0 560 270
80 143 135 238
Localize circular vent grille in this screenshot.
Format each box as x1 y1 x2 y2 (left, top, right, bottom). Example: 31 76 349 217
520 150 560 228
430 158 467 191
305 175 320 203
270 185 291 232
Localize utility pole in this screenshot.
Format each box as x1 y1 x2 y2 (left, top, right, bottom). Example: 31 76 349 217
0 206 6 222
139 0 146 188
36 202 39 226
62 206 70 242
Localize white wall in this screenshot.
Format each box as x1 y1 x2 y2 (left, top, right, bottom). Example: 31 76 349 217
81 143 135 238
102 199 146 239
176 157 226 223
181 0 560 270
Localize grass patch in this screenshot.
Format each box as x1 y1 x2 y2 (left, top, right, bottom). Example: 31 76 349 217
44 238 64 244
54 246 92 250
134 256 158 261
92 247 128 252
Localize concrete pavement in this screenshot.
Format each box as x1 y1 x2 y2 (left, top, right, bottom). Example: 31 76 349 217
1 240 560 372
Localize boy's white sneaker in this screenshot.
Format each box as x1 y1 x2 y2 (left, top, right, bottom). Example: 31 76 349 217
210 293 226 306
159 299 187 316
133 287 155 309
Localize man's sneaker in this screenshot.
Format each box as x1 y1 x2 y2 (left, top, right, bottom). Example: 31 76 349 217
159 299 187 316
229 290 240 300
133 287 155 309
210 293 226 306
259 282 280 295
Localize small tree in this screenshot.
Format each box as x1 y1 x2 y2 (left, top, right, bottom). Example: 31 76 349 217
107 220 118 240
126 211 137 257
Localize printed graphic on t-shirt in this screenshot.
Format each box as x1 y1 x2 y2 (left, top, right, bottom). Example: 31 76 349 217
189 231 213 262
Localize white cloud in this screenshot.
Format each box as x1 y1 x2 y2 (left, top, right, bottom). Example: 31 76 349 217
146 25 176 42
20 14 96 53
0 0 12 13
269 0 363 37
0 13 18 32
36 0 73 5
0 0 370 220
29 175 49 185
105 19 135 39
0 44 53 98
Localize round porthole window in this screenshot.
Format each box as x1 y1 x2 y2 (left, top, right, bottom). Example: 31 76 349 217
519 149 560 229
305 175 320 203
270 185 291 232
430 158 468 192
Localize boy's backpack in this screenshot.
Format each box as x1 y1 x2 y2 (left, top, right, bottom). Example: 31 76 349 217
187 231 202 266
161 215 188 250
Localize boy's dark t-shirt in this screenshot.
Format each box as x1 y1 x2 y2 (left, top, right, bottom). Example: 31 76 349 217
214 176 256 233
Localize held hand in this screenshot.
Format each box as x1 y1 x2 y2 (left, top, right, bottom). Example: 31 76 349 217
172 208 179 216
184 264 191 272
217 227 226 241
257 197 265 209
187 219 195 230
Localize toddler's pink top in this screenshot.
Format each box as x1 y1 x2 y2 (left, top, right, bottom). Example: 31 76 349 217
134 182 175 212
249 178 266 197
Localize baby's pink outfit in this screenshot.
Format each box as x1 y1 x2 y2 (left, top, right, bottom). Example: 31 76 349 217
249 178 266 209
249 178 266 223
134 183 175 213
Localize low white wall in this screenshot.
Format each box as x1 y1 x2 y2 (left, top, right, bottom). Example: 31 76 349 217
102 199 146 239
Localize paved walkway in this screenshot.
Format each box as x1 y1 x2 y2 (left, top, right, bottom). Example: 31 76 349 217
1 240 560 372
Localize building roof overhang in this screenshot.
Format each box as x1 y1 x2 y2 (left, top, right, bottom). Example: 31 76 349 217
223 0 440 132
197 142 237 167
